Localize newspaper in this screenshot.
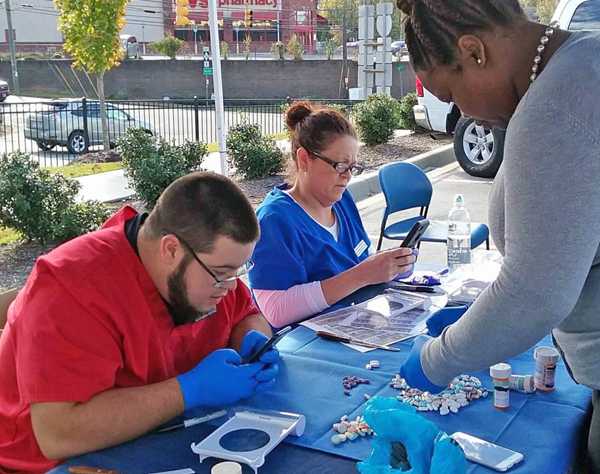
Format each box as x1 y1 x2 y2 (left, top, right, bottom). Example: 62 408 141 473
301 289 432 352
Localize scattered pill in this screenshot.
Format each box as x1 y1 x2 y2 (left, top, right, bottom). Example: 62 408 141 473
366 364 372 370
388 374 489 416
369 360 380 368
364 393 371 400
331 434 341 444
340 415 348 421
337 424 347 434
343 390 351 396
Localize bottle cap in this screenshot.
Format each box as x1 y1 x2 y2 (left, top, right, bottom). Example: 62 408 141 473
454 194 465 206
211 462 242 474
534 346 560 364
490 363 512 379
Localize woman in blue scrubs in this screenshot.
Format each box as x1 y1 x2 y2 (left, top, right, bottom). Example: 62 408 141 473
249 101 416 327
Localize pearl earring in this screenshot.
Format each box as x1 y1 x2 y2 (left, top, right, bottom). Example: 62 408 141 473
477 58 482 64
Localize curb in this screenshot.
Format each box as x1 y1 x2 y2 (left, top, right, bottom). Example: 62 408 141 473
347 143 455 203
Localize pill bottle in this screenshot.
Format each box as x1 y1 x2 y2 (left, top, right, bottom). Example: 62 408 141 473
509 374 536 394
490 363 511 410
534 346 560 392
211 462 242 474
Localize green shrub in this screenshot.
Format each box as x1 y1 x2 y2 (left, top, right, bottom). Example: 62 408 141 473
151 36 184 59
287 35 304 60
270 41 285 60
24 52 44 60
0 151 108 244
227 117 286 179
398 93 420 132
118 128 208 208
352 93 401 146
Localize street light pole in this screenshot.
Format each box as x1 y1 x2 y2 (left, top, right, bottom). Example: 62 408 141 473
5 0 19 93
142 24 146 55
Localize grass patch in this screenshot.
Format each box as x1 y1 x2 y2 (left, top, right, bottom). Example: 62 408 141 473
0 227 21 245
45 162 123 178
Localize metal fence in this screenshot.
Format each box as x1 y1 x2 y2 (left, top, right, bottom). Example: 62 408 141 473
0 98 360 168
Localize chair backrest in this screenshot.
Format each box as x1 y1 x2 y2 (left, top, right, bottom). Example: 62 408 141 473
378 162 433 220
0 288 19 334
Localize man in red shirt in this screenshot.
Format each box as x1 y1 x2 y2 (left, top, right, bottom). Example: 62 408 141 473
0 172 279 474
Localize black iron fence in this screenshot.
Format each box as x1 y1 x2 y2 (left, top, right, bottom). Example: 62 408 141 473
0 98 360 168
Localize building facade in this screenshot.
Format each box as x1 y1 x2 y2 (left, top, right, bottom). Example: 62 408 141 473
0 0 320 55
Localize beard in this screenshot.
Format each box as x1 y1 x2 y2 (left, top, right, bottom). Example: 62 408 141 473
167 257 203 326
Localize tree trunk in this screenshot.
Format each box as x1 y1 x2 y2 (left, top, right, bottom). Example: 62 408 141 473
97 71 110 152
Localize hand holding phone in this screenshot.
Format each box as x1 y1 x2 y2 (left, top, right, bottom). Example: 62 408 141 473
450 432 524 472
400 219 429 248
246 326 291 364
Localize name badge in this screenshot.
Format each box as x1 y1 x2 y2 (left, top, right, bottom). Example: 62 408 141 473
354 239 367 257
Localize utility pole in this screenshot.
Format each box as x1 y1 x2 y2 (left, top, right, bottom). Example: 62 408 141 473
208 0 227 174
5 0 19 93
342 12 347 99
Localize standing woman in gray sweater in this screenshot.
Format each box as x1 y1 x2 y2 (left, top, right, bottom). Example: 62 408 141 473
396 0 600 470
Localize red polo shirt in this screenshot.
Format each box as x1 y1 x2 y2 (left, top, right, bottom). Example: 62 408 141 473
0 207 258 474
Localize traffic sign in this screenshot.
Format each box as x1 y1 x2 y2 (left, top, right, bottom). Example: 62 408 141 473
203 46 209 53
234 24 240 33
192 24 198 33
203 67 213 75
396 66 405 72
204 60 210 68
203 51 210 61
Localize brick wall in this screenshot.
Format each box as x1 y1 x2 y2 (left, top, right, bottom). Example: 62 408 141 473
0 59 416 100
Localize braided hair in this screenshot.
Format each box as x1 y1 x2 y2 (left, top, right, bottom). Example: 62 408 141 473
397 0 524 70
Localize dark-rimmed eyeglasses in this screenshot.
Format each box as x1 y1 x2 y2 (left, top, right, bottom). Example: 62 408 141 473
170 233 254 288
305 148 364 176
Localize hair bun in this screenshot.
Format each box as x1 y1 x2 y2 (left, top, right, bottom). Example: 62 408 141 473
396 0 414 16
285 101 313 131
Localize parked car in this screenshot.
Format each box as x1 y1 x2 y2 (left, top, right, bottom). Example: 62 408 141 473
0 80 10 102
24 100 154 154
413 0 600 178
391 40 407 56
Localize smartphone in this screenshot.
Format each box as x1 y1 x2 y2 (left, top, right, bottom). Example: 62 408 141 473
246 326 292 364
400 219 429 248
389 282 435 293
450 432 524 472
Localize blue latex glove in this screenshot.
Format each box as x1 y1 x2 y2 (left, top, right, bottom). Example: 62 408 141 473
426 302 472 337
400 335 447 394
239 330 280 392
394 248 419 280
177 349 264 410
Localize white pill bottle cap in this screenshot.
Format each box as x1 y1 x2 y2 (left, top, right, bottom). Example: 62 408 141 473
490 363 512 379
534 346 560 364
211 462 242 474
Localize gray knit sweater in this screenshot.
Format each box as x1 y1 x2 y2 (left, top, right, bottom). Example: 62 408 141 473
422 30 600 390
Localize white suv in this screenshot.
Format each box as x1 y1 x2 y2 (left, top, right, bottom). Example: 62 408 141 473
413 0 600 178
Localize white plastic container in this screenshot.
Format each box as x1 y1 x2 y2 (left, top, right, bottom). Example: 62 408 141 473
534 347 560 392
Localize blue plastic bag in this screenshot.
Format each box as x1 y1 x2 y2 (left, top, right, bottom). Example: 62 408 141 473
356 397 466 474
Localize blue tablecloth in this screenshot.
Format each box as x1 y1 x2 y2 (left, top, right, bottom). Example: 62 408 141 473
48 282 593 474
48 327 591 474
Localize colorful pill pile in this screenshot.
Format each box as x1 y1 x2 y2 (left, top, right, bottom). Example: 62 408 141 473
331 414 374 445
389 374 489 415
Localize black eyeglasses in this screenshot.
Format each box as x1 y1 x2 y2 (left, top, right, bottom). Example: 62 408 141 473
170 233 254 288
305 148 364 176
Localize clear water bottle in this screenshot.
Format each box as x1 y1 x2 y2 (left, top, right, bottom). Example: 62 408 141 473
447 194 471 269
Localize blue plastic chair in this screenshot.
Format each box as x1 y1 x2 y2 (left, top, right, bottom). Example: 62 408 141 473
376 161 490 251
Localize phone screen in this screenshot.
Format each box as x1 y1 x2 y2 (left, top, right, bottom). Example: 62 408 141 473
451 432 523 470
246 326 292 364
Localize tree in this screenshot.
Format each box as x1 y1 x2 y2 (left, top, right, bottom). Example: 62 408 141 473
520 0 559 23
55 0 130 152
152 35 185 59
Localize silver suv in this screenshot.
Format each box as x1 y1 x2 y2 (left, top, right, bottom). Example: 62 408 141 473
24 100 154 154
